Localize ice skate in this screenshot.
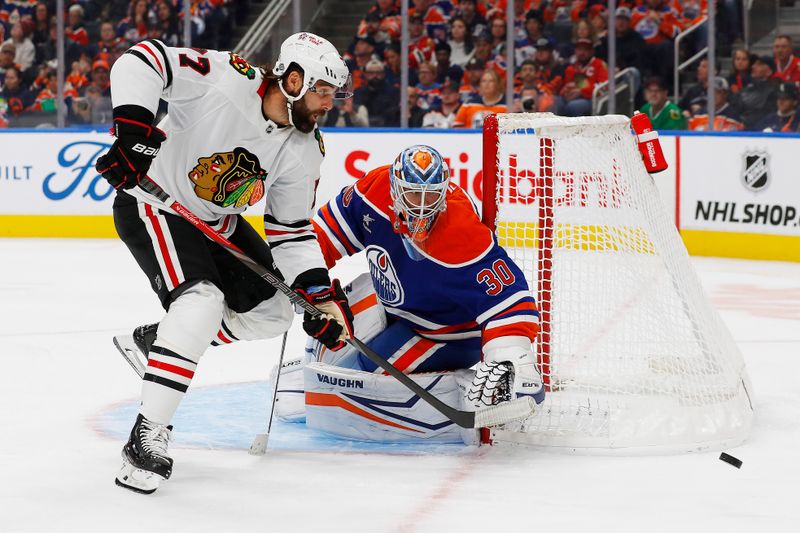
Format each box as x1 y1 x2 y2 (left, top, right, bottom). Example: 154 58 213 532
113 323 157 378
115 413 173 495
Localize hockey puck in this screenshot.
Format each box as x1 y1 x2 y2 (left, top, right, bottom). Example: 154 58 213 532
719 452 743 469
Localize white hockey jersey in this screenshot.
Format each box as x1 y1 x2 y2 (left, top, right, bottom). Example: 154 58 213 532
109 39 328 286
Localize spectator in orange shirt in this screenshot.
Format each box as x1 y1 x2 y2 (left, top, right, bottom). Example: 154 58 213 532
772 35 800 84
560 38 608 116
631 0 683 45
454 68 507 128
630 0 681 85
356 12 394 51
410 0 450 43
66 60 89 92
408 13 436 70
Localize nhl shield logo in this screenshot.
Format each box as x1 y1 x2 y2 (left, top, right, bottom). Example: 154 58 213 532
741 150 770 191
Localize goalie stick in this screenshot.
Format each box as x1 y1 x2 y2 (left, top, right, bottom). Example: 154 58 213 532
136 177 536 430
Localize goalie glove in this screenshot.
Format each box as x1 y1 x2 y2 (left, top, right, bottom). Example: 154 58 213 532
469 337 545 408
96 106 166 190
295 279 354 351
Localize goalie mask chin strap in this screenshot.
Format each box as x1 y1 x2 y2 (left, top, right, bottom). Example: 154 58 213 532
277 77 310 128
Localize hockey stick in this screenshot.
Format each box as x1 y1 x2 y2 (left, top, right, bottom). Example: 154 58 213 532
248 331 287 456
137 178 535 429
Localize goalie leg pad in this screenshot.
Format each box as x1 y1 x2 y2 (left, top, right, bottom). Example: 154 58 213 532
304 362 470 443
272 342 315 422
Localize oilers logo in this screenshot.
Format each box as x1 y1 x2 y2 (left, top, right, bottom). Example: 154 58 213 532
366 246 404 306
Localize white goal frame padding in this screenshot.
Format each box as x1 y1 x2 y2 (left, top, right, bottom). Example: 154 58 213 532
482 113 754 453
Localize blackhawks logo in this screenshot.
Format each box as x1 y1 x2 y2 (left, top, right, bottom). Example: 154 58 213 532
314 127 325 156
229 53 256 79
188 148 268 208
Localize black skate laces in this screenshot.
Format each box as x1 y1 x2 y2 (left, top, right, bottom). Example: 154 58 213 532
138 418 172 460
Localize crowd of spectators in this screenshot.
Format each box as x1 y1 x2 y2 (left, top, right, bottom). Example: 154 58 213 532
659 33 800 132
0 0 247 127
322 0 800 132
2 1 798 132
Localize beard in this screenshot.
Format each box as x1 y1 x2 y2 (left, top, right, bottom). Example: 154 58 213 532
291 96 318 133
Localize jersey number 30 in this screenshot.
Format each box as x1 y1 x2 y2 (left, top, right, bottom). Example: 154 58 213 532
477 259 515 295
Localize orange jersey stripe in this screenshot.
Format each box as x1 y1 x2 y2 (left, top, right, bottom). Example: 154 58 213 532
350 293 378 316
319 204 357 255
305 392 423 433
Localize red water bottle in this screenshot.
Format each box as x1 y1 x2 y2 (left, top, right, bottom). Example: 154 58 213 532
631 111 668 174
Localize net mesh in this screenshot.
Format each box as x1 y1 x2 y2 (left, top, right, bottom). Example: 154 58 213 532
486 114 753 451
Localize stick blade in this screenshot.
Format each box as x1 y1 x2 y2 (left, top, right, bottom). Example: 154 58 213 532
248 433 269 456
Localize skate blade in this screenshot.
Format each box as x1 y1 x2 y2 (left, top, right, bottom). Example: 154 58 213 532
115 460 165 494
113 335 146 378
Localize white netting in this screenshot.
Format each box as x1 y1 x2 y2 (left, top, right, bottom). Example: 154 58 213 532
486 113 753 452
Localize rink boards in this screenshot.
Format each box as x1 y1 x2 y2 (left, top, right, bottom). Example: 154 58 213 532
1 127 799 262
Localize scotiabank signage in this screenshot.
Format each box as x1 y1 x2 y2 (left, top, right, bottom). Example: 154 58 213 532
317 131 679 222
679 136 800 236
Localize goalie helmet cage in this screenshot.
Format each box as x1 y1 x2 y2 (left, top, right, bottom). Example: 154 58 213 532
481 113 753 453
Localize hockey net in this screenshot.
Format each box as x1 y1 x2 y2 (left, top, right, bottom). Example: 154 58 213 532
482 113 753 452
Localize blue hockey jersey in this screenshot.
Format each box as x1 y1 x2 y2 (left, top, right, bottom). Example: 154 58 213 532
312 165 539 349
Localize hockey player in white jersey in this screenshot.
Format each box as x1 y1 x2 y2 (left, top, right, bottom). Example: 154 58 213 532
96 33 355 494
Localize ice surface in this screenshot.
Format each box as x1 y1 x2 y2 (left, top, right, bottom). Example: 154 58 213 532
0 239 798 532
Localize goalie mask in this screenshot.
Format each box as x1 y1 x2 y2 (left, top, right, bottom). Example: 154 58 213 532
389 145 450 248
273 32 352 127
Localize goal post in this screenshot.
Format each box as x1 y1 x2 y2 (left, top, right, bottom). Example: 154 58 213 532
481 113 754 452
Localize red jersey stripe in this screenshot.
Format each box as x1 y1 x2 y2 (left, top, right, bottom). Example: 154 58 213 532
144 204 180 288
136 42 165 76
148 359 195 379
389 338 438 373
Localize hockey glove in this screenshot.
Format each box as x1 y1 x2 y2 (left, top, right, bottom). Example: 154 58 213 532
296 280 354 351
96 115 166 190
469 337 545 408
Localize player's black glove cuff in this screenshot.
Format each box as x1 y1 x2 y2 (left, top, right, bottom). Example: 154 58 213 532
296 280 354 351
96 111 166 190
